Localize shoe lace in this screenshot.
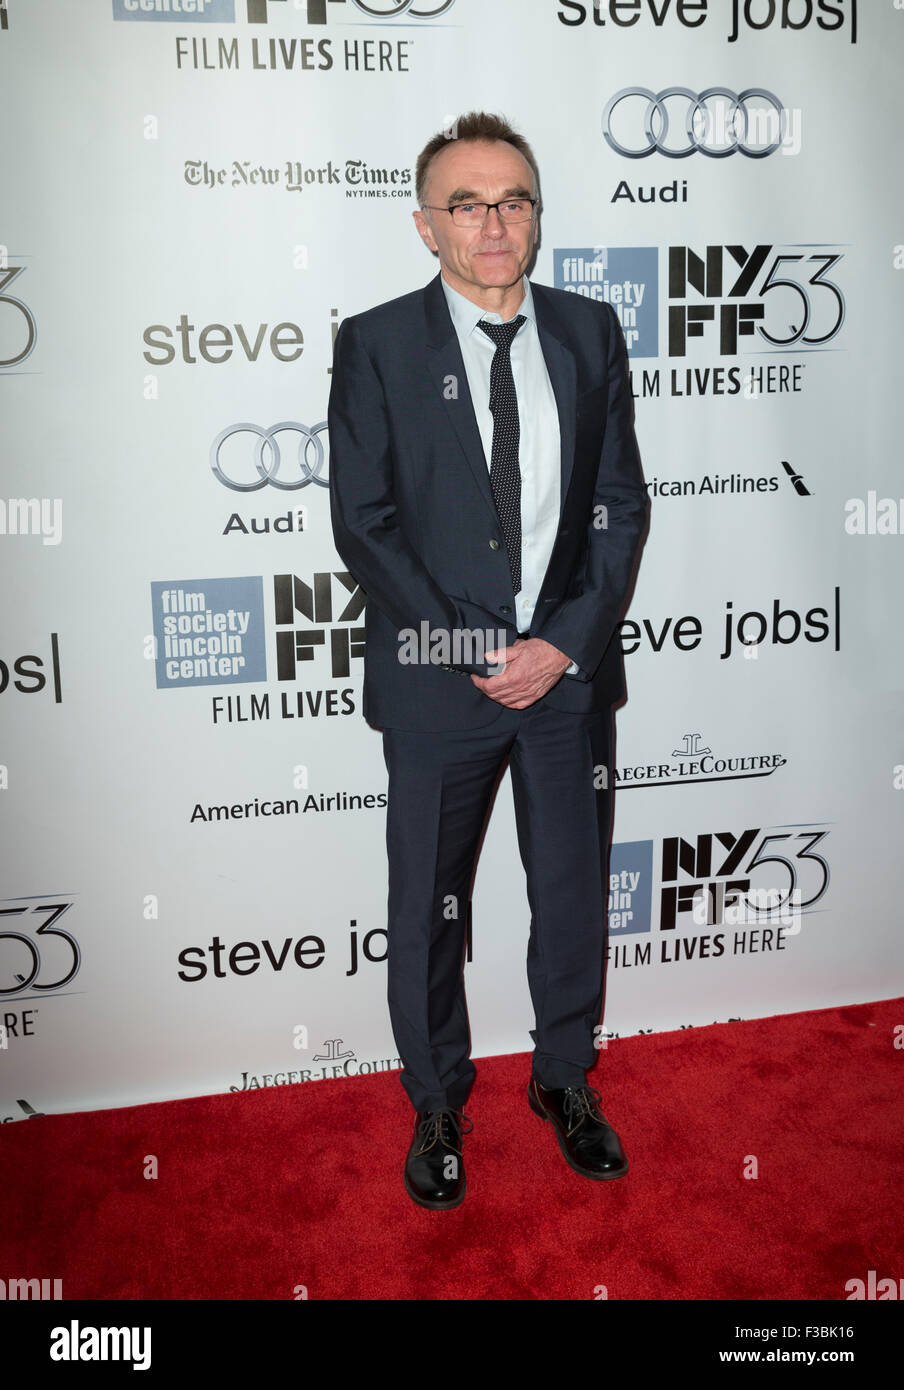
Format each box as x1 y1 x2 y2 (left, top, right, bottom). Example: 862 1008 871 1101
563 1086 605 1134
416 1107 473 1151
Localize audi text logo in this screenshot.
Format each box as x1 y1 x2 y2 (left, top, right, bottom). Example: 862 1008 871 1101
211 421 329 491
603 88 795 159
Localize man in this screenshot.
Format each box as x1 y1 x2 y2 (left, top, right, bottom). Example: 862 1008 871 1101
328 111 648 1210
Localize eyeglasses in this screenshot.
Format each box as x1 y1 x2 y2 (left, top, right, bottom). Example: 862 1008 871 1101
422 198 539 227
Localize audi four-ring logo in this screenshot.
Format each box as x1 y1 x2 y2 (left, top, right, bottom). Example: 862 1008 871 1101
603 87 787 159
211 421 329 491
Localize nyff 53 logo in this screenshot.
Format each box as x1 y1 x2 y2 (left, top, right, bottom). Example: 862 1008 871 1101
668 243 845 356
111 0 455 22
608 822 831 938
660 823 830 932
555 243 845 359
0 898 80 996
274 571 365 680
244 0 456 22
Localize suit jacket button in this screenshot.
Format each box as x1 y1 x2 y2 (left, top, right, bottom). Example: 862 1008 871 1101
500 604 511 614
489 539 500 550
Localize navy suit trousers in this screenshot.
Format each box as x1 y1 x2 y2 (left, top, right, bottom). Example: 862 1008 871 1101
381 698 614 1113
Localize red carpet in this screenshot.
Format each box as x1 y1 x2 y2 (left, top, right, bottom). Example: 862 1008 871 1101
3 998 902 1301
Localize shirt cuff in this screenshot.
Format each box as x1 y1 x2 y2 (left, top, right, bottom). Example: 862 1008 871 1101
565 659 580 677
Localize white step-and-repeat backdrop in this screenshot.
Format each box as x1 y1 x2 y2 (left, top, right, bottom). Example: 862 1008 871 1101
1 0 902 1120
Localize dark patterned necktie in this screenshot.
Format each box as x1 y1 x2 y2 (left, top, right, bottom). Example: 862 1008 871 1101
477 314 526 596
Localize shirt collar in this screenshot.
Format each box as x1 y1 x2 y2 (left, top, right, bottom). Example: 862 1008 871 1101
439 271 535 337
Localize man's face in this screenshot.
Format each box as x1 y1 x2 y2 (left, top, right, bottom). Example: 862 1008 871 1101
413 138 539 298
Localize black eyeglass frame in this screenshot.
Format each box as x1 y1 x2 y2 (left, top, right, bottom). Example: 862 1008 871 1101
421 197 541 224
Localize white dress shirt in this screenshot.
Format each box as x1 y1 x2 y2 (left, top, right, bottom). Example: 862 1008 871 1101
439 273 579 676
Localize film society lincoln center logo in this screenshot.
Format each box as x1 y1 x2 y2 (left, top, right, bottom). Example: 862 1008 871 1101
151 577 266 688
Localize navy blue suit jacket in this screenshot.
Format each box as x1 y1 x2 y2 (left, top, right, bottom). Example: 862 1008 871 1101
327 270 648 732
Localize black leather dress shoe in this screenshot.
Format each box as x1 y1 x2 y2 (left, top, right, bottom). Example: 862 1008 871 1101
528 1078 628 1179
404 1108 472 1210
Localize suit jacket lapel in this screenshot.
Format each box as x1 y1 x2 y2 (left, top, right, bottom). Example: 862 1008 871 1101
423 272 498 526
422 271 578 522
531 280 578 505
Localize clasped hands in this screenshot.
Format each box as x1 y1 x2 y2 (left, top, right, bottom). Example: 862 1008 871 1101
470 637 571 709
